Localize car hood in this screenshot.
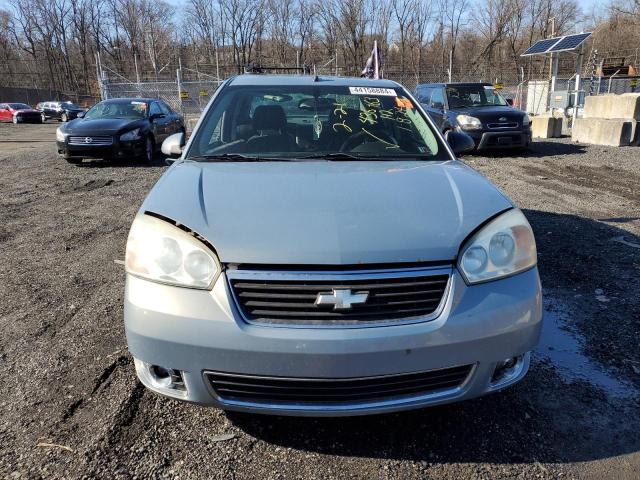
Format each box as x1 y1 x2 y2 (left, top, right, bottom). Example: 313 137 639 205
63 118 144 135
141 160 513 265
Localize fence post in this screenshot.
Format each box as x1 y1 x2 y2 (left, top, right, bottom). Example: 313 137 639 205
177 63 184 117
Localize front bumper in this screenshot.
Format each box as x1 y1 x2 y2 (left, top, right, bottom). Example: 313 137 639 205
14 114 42 124
57 138 144 159
124 266 542 416
464 129 532 150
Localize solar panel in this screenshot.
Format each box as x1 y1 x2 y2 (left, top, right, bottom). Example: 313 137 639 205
522 37 562 56
547 33 591 53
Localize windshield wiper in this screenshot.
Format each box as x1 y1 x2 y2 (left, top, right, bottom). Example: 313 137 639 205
189 153 288 162
299 152 367 161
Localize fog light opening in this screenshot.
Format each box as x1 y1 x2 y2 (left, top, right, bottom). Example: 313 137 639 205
491 355 524 387
134 358 187 394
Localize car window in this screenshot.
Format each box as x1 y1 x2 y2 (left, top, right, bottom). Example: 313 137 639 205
430 89 445 110
9 103 31 110
158 101 172 115
62 102 81 109
445 85 508 108
84 100 148 120
187 84 449 161
416 87 432 104
149 102 162 116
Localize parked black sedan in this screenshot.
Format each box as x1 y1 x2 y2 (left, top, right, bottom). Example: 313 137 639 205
56 98 184 164
414 83 531 151
37 101 85 122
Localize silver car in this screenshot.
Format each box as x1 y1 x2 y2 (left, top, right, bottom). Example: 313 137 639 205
124 75 541 416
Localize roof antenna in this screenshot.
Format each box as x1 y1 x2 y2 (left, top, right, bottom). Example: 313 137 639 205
313 64 319 82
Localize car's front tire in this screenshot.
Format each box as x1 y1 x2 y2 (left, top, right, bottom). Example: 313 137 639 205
61 112 68 122
141 135 155 164
41 113 46 123
12 115 17 124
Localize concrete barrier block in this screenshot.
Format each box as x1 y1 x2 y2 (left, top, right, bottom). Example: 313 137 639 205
532 116 562 138
583 94 640 120
572 118 636 146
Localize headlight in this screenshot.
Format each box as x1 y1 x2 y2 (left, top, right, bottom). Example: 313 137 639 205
458 209 537 284
456 114 482 130
120 128 141 141
522 115 530 126
56 128 66 142
125 214 221 289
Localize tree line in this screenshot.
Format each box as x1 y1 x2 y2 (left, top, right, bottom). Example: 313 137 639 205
0 0 639 96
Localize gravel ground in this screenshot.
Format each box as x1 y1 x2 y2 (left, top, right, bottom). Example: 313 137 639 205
0 122 639 479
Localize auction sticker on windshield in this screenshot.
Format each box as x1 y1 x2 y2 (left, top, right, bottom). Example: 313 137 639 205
349 87 397 96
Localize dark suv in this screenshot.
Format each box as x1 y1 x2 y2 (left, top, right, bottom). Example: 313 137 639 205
415 83 531 151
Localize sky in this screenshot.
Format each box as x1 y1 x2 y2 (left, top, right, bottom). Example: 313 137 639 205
0 0 610 26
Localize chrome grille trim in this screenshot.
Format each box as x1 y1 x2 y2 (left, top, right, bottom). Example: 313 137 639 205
487 122 519 129
204 364 476 411
227 265 452 328
68 136 114 146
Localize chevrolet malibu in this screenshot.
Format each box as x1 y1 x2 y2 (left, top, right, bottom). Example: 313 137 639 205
124 75 542 416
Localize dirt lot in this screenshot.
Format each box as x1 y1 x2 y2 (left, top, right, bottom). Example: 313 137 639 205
1 122 639 479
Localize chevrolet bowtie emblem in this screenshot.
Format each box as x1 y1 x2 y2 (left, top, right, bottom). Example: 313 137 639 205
315 289 369 310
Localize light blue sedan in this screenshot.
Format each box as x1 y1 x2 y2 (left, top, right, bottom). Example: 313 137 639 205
123 75 542 416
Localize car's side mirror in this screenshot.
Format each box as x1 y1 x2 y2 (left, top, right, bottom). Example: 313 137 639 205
161 132 185 162
150 113 166 121
445 130 475 155
506 98 514 106
77 111 85 118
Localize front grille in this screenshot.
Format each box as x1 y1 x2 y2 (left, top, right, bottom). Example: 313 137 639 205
228 268 450 326
487 122 519 129
68 136 113 146
205 365 473 406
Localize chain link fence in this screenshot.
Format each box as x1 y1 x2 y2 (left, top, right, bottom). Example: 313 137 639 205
100 66 639 122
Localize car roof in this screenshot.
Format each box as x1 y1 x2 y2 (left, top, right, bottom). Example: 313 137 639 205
228 74 402 88
417 82 493 88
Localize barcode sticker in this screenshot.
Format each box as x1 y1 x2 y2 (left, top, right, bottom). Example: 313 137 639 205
349 87 397 96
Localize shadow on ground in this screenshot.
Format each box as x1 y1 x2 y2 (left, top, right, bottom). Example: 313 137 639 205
77 155 167 168
462 139 587 159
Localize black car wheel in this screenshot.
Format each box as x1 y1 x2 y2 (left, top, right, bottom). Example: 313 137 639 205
142 136 155 164
41 113 46 123
12 115 17 124
61 112 68 122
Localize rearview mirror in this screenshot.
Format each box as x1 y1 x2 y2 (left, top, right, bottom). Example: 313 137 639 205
445 130 475 155
161 132 185 160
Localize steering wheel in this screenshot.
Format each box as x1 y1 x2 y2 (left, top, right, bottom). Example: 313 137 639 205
340 129 398 152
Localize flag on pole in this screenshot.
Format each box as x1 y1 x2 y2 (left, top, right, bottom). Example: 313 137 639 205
361 41 382 79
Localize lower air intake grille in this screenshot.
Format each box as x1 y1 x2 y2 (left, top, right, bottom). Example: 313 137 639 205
205 365 473 405
228 268 450 326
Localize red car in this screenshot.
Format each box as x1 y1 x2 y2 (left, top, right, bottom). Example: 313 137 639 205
0 103 43 123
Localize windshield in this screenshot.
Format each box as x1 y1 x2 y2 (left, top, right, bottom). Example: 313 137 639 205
187 84 448 160
445 85 508 108
9 103 31 110
84 100 148 120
